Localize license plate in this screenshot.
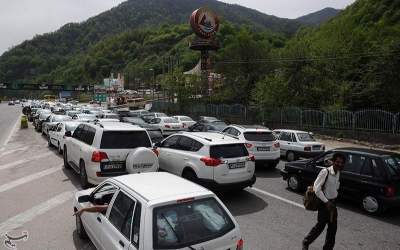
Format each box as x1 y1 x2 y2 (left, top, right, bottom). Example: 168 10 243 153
312 146 321 150
102 162 124 171
228 162 246 169
257 147 270 151
173 126 180 129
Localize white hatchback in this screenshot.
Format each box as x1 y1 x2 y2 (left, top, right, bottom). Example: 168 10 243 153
148 117 183 136
73 172 244 250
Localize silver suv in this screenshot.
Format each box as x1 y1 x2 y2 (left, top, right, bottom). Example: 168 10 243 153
223 125 280 168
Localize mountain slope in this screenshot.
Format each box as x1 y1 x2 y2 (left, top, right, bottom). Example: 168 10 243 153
0 0 301 84
296 7 341 25
257 0 400 110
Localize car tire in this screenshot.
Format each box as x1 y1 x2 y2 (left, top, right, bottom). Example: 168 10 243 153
287 174 302 192
75 210 88 239
362 194 384 215
57 142 62 154
182 169 198 183
48 137 52 147
80 161 90 189
286 151 297 162
63 147 71 169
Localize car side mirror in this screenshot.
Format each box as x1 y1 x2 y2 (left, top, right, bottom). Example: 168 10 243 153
78 195 90 203
65 131 72 137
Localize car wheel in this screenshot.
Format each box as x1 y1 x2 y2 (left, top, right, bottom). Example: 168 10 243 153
57 142 62 154
287 174 302 192
75 210 88 239
286 151 297 162
80 161 90 189
47 137 52 147
63 147 71 169
182 169 198 183
362 195 384 215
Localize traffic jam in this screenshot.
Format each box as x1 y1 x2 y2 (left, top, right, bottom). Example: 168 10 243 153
3 100 400 250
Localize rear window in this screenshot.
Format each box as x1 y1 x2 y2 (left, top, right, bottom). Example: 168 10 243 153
297 133 316 142
100 131 151 149
153 197 235 249
210 144 249 159
244 132 275 141
179 117 193 122
383 156 400 177
164 118 179 123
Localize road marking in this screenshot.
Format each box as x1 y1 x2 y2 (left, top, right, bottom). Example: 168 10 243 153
0 152 54 171
1 114 21 148
0 191 73 235
0 146 30 157
249 187 305 209
0 164 63 193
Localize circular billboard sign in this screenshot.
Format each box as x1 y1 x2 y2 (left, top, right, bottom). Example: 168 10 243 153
190 7 219 39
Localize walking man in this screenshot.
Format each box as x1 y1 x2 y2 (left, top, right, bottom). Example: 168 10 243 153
303 153 346 250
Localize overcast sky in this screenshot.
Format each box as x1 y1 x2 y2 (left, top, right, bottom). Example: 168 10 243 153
0 0 356 56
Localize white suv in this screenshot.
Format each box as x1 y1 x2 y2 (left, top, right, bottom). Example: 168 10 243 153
73 172 243 250
63 122 159 188
156 132 256 191
223 125 281 168
273 129 325 161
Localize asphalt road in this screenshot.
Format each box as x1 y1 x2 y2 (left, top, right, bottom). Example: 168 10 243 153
0 106 399 250
0 103 21 147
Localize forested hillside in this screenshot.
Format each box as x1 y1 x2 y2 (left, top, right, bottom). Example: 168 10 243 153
0 0 300 84
252 0 400 111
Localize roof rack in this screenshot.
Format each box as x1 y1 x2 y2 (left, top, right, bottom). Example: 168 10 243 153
186 133 213 142
216 131 239 140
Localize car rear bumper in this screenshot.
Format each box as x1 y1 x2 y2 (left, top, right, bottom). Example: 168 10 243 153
381 196 400 208
197 175 256 191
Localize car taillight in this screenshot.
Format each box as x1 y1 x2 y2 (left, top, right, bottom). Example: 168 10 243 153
385 186 396 197
165 125 171 128
245 143 253 148
274 142 280 148
91 151 108 162
152 148 159 157
200 157 222 167
247 154 255 162
236 238 244 250
182 123 186 128
304 146 311 152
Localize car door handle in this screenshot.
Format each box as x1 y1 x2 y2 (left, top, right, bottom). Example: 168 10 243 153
97 216 101 223
119 240 125 247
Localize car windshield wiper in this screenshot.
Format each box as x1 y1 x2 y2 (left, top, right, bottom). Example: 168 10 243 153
160 213 197 250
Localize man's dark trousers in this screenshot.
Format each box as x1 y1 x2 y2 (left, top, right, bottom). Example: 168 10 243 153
303 201 337 250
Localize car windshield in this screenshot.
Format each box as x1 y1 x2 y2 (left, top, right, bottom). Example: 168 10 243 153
244 132 275 141
210 144 249 159
100 131 151 149
164 118 179 123
153 197 235 249
179 116 193 122
383 156 400 177
296 133 316 142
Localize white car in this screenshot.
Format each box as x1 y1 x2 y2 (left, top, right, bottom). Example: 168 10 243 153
223 125 280 168
48 121 82 154
73 172 243 250
148 117 183 136
63 122 159 188
42 114 73 136
172 115 196 130
72 113 97 121
156 132 256 191
273 129 325 161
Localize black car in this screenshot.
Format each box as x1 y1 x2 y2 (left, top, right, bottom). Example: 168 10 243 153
188 120 227 132
281 148 400 214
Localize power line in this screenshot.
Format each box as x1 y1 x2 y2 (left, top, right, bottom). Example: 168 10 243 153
215 50 400 65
